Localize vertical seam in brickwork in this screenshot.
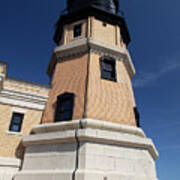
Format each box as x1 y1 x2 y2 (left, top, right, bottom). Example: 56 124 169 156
83 45 90 118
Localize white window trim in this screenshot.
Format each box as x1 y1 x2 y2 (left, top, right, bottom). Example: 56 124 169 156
6 130 23 136
7 107 26 135
71 20 86 40
71 35 84 42
11 107 27 114
71 19 86 27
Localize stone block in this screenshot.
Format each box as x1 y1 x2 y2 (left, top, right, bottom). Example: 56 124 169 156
14 170 73 180
0 158 20 180
14 119 159 180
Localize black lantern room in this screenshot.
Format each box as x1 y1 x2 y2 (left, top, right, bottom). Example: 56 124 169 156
53 0 131 46
67 0 119 14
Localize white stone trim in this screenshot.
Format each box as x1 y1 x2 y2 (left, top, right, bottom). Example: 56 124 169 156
31 119 145 137
12 107 28 114
0 74 5 78
76 169 159 180
0 157 21 168
23 129 158 160
6 131 23 136
78 128 158 160
0 88 48 110
0 158 21 180
53 38 135 77
55 38 89 58
24 119 158 160
0 96 46 110
31 120 80 134
6 78 50 91
70 19 86 27
4 87 49 99
81 119 145 137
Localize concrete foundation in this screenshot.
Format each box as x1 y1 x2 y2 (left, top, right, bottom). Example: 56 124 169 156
14 119 159 180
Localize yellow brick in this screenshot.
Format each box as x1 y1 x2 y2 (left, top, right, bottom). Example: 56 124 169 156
0 103 43 158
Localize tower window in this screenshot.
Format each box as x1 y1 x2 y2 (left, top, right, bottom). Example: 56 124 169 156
74 24 82 38
100 56 116 82
134 107 140 127
55 93 75 122
9 113 24 132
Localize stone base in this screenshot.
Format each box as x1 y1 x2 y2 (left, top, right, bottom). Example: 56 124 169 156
0 157 21 180
14 119 159 180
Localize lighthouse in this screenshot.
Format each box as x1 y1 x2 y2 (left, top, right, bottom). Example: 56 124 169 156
14 0 159 180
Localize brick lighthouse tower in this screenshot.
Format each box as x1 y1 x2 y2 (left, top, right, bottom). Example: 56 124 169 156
14 0 159 180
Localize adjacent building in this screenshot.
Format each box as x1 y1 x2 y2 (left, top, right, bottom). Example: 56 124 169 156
0 62 50 179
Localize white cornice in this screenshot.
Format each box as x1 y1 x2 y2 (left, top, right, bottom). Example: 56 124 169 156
55 38 89 58
3 87 49 99
26 119 158 160
0 96 46 110
12 107 28 114
0 88 48 110
6 78 50 91
52 38 136 78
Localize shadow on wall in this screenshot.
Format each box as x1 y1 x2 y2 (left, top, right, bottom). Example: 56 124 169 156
15 141 25 169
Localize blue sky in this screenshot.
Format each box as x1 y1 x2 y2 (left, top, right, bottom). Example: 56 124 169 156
0 0 179 179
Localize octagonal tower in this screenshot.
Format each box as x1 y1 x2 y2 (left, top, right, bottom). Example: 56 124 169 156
14 1 159 180
42 0 138 127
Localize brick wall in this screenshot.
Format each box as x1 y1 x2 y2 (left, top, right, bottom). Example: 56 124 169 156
86 52 136 126
0 103 43 158
42 53 88 123
59 17 126 49
60 19 88 46
43 16 136 126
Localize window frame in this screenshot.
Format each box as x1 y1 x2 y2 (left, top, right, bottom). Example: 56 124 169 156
100 56 117 82
134 107 140 127
73 24 82 38
9 112 24 133
54 93 75 122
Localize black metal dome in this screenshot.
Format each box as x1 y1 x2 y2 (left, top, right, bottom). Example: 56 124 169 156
67 0 119 14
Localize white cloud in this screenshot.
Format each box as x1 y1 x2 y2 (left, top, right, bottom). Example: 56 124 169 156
133 52 180 88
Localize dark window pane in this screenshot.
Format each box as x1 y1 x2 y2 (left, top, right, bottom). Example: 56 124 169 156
100 57 116 82
55 93 74 122
9 113 24 132
11 125 19 132
102 61 113 71
74 24 82 38
59 100 73 112
102 70 112 79
61 111 72 121
13 116 22 124
134 107 140 127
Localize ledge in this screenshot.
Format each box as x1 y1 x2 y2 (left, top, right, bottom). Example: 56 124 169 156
27 119 158 160
78 128 158 160
48 38 135 78
32 119 145 137
6 131 23 136
0 157 21 167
